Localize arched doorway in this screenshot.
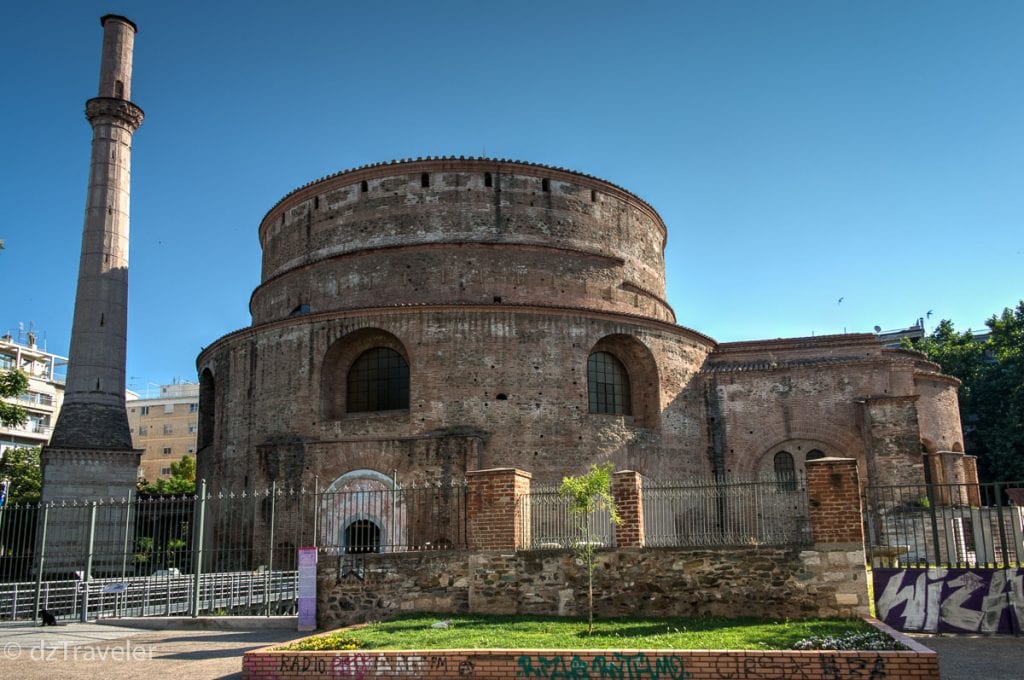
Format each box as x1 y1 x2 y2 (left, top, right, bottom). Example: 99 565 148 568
344 519 381 553
320 469 405 553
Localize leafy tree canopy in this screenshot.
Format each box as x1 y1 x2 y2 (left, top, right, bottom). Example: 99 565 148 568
0 446 42 505
905 300 1024 481
559 463 622 634
138 455 196 494
0 369 29 428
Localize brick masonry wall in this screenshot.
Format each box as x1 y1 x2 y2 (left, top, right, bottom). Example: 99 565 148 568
197 159 970 504
611 470 643 547
256 161 671 325
467 468 531 551
806 458 864 546
196 309 713 491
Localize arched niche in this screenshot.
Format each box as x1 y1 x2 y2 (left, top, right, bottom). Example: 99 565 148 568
321 328 410 419
587 334 660 429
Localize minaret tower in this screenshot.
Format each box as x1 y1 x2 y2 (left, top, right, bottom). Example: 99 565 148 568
42 15 144 502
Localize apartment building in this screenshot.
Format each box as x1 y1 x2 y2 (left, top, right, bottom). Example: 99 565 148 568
0 333 66 455
127 382 199 481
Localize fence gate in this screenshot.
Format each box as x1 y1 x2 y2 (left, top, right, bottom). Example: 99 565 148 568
864 480 1024 634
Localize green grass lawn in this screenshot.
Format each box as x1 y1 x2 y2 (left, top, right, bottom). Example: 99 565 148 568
281 614 892 652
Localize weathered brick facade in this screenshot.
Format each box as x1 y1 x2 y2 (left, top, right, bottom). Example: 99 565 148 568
196 157 973 501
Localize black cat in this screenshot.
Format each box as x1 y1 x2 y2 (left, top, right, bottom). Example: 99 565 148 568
41 609 59 626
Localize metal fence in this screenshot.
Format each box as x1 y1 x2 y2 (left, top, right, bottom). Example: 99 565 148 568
517 486 616 550
516 474 811 550
864 481 1024 568
0 479 468 623
643 474 811 547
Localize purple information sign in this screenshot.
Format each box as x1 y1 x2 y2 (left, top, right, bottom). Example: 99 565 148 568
297 547 318 631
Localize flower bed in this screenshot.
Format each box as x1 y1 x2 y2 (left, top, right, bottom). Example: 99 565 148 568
243 618 938 679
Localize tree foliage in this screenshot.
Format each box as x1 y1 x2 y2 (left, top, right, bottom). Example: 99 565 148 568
138 454 197 494
0 446 42 505
559 463 622 634
0 369 29 428
905 300 1024 481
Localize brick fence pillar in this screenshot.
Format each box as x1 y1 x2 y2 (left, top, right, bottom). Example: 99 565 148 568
803 456 870 618
612 470 644 548
467 468 532 550
806 457 864 545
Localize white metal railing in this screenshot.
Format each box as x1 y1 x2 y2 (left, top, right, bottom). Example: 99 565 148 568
0 570 298 623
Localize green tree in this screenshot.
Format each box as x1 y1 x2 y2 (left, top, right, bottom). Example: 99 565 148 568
0 369 29 428
559 463 621 634
0 446 42 505
138 454 197 494
906 301 1024 481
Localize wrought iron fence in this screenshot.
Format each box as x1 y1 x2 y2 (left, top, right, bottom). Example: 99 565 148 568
0 478 468 623
864 481 1024 568
517 485 616 550
643 473 811 547
515 474 810 550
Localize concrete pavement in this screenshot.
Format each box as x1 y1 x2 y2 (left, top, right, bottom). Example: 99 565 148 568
0 621 303 679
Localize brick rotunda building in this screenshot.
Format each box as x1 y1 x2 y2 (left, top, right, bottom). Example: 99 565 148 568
196 157 975 495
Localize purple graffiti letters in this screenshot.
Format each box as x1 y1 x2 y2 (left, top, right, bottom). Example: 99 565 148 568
875 567 1024 633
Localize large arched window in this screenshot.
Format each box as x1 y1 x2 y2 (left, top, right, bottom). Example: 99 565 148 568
587 351 632 415
347 347 409 412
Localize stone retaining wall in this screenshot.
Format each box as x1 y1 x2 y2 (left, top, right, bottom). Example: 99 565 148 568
319 544 868 629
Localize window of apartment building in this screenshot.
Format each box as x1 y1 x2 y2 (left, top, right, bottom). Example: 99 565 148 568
140 406 149 416
187 423 197 433
164 403 175 414
160 467 171 476
162 447 172 456
28 414 50 433
163 424 173 435
0 355 14 370
189 403 198 413
138 425 148 436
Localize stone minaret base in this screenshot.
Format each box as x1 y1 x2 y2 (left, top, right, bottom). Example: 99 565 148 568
39 448 142 577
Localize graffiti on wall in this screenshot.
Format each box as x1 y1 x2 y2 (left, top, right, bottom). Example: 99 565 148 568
874 567 1024 633
517 653 691 679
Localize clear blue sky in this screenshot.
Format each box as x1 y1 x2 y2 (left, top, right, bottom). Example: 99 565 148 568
3 1 1022 388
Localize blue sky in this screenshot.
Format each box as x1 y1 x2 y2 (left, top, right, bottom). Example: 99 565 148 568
2 1 1022 388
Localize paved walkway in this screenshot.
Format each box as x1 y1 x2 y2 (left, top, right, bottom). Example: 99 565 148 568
910 634 1024 680
0 622 1019 679
0 622 302 679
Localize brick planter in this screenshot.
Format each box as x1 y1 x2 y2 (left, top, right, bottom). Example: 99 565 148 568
242 619 938 679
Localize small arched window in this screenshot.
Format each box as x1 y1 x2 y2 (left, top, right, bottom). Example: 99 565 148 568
541 178 551 192
484 172 493 188
587 351 631 415
347 347 409 412
806 449 825 461
774 451 796 491
344 520 381 553
421 172 430 188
